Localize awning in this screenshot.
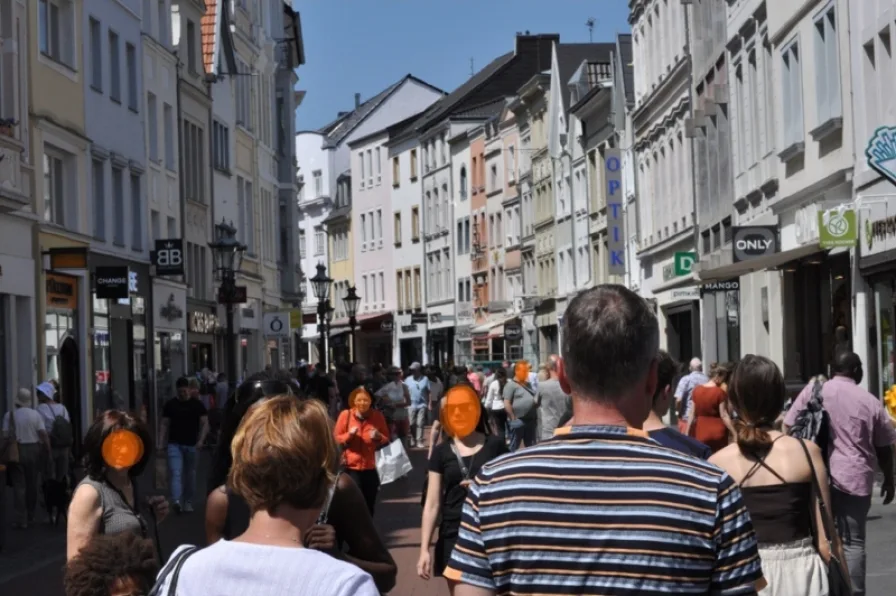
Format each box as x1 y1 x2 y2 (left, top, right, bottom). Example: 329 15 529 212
694 243 824 283
472 315 519 338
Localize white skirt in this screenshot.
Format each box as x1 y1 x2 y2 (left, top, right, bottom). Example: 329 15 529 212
759 538 829 596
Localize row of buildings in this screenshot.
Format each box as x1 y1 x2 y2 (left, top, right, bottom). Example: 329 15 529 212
0 0 305 440
300 0 896 400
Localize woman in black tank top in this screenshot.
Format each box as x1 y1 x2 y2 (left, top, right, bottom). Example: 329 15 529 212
204 371 396 593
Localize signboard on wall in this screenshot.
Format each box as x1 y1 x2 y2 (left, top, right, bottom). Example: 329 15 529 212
263 311 291 338
732 226 778 262
866 126 896 187
862 197 896 258
46 273 78 309
605 148 625 276
818 209 858 249
95 266 130 300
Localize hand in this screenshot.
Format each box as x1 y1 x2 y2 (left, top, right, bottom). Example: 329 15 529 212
417 549 433 580
304 523 337 551
369 428 381 441
459 479 471 489
146 495 170 522
349 426 359 436
882 482 895 505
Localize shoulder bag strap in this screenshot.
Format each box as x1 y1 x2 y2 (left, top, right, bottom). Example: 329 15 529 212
149 546 199 596
797 438 835 552
449 442 470 479
317 472 341 524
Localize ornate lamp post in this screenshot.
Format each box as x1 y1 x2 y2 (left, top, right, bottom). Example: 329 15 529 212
309 263 333 367
343 285 361 362
209 220 246 391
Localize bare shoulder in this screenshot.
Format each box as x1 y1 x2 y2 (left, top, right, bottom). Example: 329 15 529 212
69 482 102 516
708 443 739 466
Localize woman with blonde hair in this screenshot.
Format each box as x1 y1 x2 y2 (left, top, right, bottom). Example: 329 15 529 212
157 396 378 595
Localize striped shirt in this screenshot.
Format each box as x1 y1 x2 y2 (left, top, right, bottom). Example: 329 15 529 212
444 425 764 595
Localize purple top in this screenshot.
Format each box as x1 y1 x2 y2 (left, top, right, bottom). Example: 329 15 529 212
784 376 896 496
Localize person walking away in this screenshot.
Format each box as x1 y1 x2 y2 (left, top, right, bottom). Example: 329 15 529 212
783 352 896 596
684 363 733 453
2 389 50 527
484 368 509 443
334 389 390 515
35 381 73 482
641 351 712 459
418 386 507 594
375 367 411 449
159 377 208 514
405 363 430 448
444 285 765 595
674 357 708 432
712 355 849 594
503 362 538 451
536 356 571 442
426 367 446 457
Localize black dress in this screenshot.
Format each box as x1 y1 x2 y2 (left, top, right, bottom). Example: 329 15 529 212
428 435 507 575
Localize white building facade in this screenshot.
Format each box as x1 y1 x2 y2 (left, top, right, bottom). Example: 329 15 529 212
450 132 473 364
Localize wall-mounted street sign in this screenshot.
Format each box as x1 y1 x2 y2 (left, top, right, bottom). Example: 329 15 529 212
263 311 291 338
818 209 857 249
151 239 185 276
674 252 697 276
94 266 130 300
732 226 779 262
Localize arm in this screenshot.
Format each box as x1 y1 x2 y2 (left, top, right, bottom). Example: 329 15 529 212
38 429 51 453
369 412 391 445
401 384 411 408
420 471 443 553
804 442 844 567
204 485 229 545
502 383 516 421
872 404 896 503
684 399 695 436
875 445 894 503
333 410 354 445
196 415 210 449
710 476 766 594
719 400 736 437
66 484 103 561
330 473 398 593
443 478 497 592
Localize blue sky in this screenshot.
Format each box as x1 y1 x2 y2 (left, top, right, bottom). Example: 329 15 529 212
293 0 631 130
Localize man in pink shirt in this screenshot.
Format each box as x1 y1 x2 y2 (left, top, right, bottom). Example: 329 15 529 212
784 352 896 596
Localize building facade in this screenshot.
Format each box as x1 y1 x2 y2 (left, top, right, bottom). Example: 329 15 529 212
499 104 524 361
450 130 473 364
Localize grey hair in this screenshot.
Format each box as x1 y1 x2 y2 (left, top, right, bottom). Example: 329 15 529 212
561 285 659 402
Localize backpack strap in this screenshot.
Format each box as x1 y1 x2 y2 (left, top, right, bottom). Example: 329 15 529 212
149 545 199 596
316 471 341 525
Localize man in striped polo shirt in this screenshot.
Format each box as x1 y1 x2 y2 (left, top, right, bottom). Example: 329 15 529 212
445 284 765 595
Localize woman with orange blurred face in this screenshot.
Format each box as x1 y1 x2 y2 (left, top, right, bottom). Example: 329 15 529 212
333 389 390 515
417 385 508 594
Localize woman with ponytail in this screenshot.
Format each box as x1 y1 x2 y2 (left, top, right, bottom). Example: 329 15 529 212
710 355 849 596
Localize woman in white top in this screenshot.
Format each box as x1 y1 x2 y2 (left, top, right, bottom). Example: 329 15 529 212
486 367 509 443
2 389 50 527
156 396 377 596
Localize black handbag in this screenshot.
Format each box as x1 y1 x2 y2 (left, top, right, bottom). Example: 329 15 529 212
797 439 852 595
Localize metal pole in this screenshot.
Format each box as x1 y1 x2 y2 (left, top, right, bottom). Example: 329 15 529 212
225 286 236 392
349 318 357 363
317 301 325 367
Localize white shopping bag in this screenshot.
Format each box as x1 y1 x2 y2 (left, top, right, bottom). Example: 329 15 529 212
375 438 413 485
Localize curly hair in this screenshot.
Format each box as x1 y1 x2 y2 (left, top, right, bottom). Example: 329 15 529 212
64 532 158 596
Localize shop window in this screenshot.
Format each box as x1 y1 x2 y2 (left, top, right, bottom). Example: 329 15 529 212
875 280 895 398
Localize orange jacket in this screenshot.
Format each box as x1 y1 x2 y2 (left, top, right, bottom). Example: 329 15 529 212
334 409 390 471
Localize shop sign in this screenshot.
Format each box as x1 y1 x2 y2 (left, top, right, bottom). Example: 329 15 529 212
505 322 523 340
456 325 471 339
189 310 218 334
95 266 130 300
700 280 740 296
151 239 185 276
605 148 625 275
671 288 700 301
380 320 393 332
732 226 778 262
401 324 418 333
818 209 858 249
410 312 428 324
866 214 896 251
430 312 442 324
159 294 184 322
263 311 290 338
865 126 896 187
674 252 697 277
456 302 473 324
46 273 78 309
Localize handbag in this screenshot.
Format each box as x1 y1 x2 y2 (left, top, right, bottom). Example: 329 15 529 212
797 439 852 595
375 438 413 485
0 411 20 465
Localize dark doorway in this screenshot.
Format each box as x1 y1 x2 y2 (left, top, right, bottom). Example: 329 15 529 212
400 338 423 369
59 337 82 458
666 309 696 364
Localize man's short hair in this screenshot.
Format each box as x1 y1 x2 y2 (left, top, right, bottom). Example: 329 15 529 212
561 284 659 401
229 396 337 513
64 532 159 596
175 376 189 388
653 350 678 403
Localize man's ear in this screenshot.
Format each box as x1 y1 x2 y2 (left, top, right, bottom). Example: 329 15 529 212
557 358 572 395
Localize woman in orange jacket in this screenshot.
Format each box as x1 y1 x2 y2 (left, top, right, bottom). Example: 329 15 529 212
334 388 390 515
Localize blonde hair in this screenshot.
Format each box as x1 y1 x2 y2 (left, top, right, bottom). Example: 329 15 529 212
228 396 338 513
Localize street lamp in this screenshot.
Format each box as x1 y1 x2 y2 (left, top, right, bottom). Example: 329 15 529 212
209 220 246 392
309 263 333 368
343 285 361 362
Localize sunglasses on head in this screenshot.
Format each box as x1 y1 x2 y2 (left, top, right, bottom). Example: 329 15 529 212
235 380 295 404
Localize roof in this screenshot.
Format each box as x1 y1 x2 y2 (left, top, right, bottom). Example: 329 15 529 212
452 97 506 121
317 75 446 148
555 43 616 111
201 0 217 74
322 205 351 224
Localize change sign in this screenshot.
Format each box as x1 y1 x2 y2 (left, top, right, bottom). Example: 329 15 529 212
605 149 625 276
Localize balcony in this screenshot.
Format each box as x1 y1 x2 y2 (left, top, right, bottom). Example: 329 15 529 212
0 126 30 212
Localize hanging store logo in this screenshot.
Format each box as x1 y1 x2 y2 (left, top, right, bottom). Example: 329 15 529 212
160 294 184 322
732 226 778 262
866 126 896 187
605 148 625 276
818 209 857 249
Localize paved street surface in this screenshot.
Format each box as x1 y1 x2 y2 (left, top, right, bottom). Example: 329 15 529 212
0 446 893 595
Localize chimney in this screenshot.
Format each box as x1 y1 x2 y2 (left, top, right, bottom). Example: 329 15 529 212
354 93 361 108
515 33 559 62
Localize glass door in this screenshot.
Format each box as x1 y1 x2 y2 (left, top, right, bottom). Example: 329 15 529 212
876 280 895 399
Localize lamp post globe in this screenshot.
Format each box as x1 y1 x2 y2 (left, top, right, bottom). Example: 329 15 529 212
208 219 246 392
343 285 361 319
310 263 332 302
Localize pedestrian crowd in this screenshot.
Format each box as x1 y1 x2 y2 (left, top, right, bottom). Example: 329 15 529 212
1 285 894 595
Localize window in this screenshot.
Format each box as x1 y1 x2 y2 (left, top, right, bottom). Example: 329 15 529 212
456 221 463 254
410 148 418 179
813 5 841 126
213 121 230 171
459 166 467 199
109 31 120 102
313 170 322 197
186 20 197 73
157 0 168 46
411 205 420 241
167 216 177 239
379 272 385 307
299 230 306 258
413 267 421 308
163 103 175 169
376 209 383 246
375 147 382 182
89 17 102 90
92 160 105 239
43 151 67 226
314 228 324 256
360 213 367 249
39 0 74 67
131 174 142 250
150 209 160 241
183 120 205 203
394 211 402 246
112 167 125 245
781 41 804 150
126 43 138 111
235 57 251 130
507 146 516 181
147 93 159 161
245 180 254 255
397 270 404 311
392 157 400 186
490 164 498 191
366 150 372 185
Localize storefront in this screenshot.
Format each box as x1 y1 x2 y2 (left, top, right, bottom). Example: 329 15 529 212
427 309 455 368
187 300 219 374
396 312 427 369
356 312 394 367
237 299 260 376
90 256 152 418
696 282 738 364
152 281 187 403
861 194 896 398
45 273 81 423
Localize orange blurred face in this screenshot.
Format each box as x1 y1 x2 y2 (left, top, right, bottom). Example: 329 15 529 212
102 429 144 470
441 386 481 438
515 361 530 383
350 388 372 415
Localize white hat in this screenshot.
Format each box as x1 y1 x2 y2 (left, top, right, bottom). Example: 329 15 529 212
409 362 421 370
15 388 33 407
36 381 55 399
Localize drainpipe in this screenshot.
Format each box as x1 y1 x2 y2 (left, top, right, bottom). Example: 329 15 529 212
683 1 703 358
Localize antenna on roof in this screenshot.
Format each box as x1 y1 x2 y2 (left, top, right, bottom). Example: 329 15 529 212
586 17 596 42
470 57 475 77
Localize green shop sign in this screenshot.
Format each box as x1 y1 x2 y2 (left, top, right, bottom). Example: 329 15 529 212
818 209 857 249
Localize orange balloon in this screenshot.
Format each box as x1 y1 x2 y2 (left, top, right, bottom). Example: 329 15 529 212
102 429 144 470
349 388 372 415
441 385 481 439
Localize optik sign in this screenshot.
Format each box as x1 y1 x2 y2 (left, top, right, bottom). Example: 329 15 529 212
605 149 625 276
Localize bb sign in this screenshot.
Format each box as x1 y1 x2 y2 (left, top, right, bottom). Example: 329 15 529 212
732 226 778 263
151 239 185 276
